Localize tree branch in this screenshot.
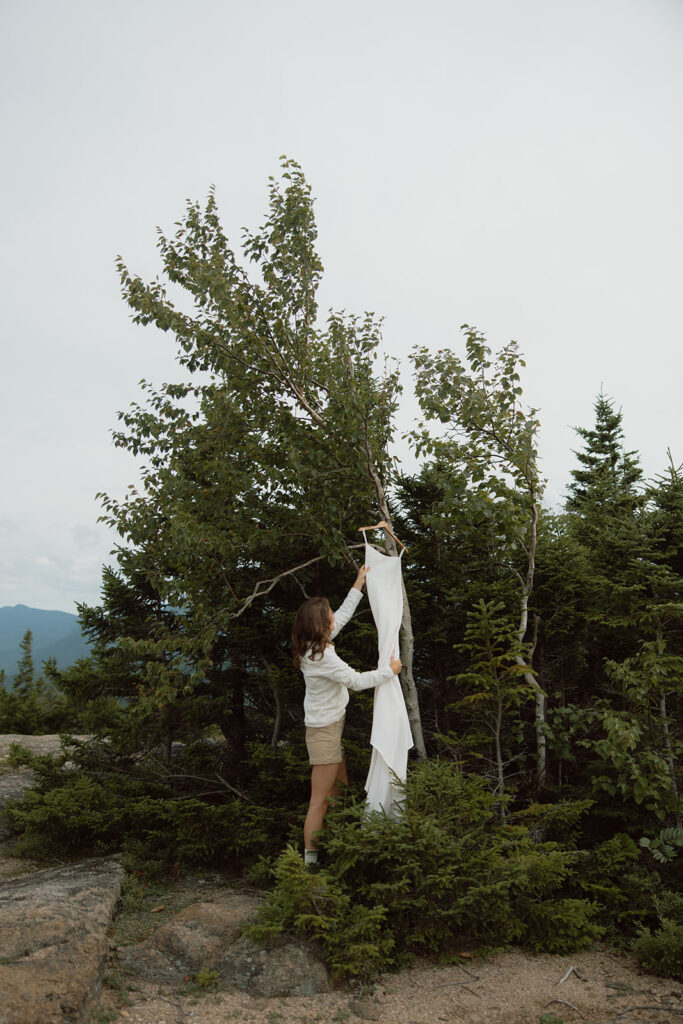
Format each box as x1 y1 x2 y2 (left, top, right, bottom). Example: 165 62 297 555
215 553 329 622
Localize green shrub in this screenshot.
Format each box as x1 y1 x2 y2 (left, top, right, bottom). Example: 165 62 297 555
251 762 604 978
632 919 683 981
247 845 393 979
630 885 683 982
193 968 220 989
575 833 653 939
517 898 603 954
654 889 683 924
2 740 288 867
510 798 595 845
321 767 522 955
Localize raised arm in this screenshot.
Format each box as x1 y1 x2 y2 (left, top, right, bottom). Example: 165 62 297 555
329 565 369 639
330 587 363 639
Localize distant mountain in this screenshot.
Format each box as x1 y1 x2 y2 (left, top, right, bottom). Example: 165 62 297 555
0 605 92 683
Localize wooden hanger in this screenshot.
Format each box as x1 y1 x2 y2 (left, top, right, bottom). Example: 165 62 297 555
358 519 408 553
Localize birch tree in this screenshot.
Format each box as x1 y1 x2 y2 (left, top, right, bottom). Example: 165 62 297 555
411 327 546 786
102 158 426 756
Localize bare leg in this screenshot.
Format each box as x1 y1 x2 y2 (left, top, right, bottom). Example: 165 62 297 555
304 760 347 850
330 756 348 799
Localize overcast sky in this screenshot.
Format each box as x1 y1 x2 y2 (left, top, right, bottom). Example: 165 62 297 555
1 0 681 614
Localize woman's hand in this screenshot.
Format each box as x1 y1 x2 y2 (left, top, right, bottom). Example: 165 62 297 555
390 655 402 675
353 564 370 590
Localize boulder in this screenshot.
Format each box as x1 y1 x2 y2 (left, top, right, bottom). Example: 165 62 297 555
152 895 261 969
0 856 124 1023
216 933 331 997
0 734 90 759
118 891 331 997
0 769 34 808
0 769 35 840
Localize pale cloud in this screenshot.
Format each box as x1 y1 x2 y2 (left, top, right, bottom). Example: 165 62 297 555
71 524 104 549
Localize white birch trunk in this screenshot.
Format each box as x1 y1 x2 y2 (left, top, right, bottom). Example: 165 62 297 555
514 497 546 790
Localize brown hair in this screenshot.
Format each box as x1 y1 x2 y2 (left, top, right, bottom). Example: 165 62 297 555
292 596 332 668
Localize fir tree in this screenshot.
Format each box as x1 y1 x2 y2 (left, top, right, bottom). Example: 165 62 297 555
14 630 35 697
566 392 642 531
565 393 646 654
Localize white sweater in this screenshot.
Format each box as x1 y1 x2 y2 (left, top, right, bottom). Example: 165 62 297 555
301 587 394 728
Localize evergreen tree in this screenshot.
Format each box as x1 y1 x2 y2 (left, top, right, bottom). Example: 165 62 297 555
645 453 683 611
1 630 43 733
551 399 682 835
566 392 642 534
14 629 35 697
564 393 647 673
453 599 535 817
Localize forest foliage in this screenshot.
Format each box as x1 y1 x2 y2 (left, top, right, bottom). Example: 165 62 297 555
2 159 681 979
0 630 75 734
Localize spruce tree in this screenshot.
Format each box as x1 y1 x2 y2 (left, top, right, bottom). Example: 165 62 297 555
565 393 645 647
14 630 35 697
566 392 642 536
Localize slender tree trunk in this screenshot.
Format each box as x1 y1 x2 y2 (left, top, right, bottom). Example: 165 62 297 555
398 574 426 759
494 697 505 821
660 691 682 829
271 680 282 750
514 497 546 790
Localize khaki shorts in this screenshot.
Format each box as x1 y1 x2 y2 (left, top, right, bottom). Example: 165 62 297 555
306 715 345 765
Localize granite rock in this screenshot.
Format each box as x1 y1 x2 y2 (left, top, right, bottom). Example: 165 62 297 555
118 891 331 998
0 855 123 1024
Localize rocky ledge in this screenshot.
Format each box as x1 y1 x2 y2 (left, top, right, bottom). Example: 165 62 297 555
0 856 124 1024
116 894 330 998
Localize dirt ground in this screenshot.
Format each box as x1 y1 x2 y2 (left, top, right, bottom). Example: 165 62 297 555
91 943 681 1024
90 871 681 1024
0 847 679 1024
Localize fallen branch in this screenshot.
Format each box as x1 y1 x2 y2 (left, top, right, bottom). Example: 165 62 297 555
435 982 481 995
558 966 585 985
455 964 481 980
460 985 480 998
545 998 583 1016
615 1008 683 1017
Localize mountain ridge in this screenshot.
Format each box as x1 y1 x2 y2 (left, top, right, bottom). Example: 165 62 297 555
0 605 92 683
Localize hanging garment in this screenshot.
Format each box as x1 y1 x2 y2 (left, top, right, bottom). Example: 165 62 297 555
362 537 414 817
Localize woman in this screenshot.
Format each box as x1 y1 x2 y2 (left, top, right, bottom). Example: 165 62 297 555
292 565 402 865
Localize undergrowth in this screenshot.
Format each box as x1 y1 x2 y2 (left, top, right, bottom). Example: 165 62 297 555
248 762 607 978
3 741 679 982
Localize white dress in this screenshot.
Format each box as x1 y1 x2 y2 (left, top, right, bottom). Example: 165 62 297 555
362 537 414 817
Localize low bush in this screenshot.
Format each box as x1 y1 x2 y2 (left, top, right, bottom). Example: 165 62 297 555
251 761 606 978
5 742 673 982
574 832 654 940
632 920 683 982
247 845 393 979
2 737 295 868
